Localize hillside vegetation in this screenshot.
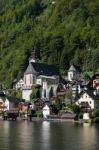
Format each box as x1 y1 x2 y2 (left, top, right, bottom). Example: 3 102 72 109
0 0 99 87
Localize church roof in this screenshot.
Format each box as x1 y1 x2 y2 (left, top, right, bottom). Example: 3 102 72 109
24 62 59 76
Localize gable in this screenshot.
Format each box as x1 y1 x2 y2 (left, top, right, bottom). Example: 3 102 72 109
24 63 36 75
80 93 93 101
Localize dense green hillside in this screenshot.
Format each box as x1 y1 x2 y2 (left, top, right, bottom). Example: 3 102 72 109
0 0 99 87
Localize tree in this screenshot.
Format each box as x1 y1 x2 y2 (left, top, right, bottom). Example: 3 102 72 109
70 104 81 114
54 98 63 111
30 85 41 100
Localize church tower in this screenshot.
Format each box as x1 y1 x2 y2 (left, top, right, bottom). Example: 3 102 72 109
29 50 40 63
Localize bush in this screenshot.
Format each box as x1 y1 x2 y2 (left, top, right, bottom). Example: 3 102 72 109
93 117 99 123
36 111 43 118
79 113 83 119
92 110 99 118
70 104 81 114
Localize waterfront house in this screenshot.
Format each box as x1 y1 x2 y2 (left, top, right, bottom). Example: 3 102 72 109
0 92 20 111
76 90 99 111
0 92 5 112
33 99 45 111
4 96 20 111
42 104 50 118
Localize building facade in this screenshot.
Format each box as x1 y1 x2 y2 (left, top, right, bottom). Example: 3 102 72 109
22 53 60 101
76 90 99 111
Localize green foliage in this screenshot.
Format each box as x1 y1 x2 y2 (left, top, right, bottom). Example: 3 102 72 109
69 104 81 114
92 117 99 123
36 111 43 118
92 110 99 118
54 98 63 111
9 89 22 99
0 0 99 87
30 85 41 100
65 90 72 103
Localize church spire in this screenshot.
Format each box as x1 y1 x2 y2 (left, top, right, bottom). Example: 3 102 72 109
29 50 40 63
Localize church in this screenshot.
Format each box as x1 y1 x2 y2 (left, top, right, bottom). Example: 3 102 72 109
22 52 60 101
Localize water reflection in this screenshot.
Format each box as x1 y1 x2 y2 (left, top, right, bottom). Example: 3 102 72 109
73 122 99 150
41 121 50 150
80 123 98 150
0 121 99 150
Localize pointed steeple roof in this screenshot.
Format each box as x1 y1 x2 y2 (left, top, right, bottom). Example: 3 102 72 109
24 63 36 74
68 65 77 72
68 64 81 73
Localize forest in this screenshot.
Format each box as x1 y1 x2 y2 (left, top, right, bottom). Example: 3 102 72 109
0 0 99 87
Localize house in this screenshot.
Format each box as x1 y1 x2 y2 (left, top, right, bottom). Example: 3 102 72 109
4 95 20 111
87 73 99 89
42 104 50 118
22 52 60 101
0 92 5 112
33 99 45 111
76 90 99 111
13 79 24 89
71 83 87 100
0 92 20 111
15 79 24 89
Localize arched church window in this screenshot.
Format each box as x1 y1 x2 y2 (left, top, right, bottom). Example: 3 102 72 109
44 89 46 98
49 87 54 98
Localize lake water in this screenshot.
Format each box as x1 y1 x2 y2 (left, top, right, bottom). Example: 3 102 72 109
0 120 99 150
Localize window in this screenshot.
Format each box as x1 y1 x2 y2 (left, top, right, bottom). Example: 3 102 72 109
44 89 46 98
33 76 35 84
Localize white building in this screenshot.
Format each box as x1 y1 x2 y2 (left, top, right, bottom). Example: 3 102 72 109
68 64 81 81
42 104 50 118
22 52 60 101
76 90 99 111
0 92 20 111
15 79 24 89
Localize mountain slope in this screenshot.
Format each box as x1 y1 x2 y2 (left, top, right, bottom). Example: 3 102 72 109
0 0 99 87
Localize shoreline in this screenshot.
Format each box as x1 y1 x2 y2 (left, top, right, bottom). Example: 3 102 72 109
0 115 90 123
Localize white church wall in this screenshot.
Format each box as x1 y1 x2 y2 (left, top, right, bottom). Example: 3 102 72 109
24 74 33 86
36 79 42 85
68 72 74 81
22 89 32 101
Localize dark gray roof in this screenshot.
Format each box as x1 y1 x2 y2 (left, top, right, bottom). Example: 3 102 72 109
6 95 20 103
77 90 99 101
0 92 21 103
24 62 59 76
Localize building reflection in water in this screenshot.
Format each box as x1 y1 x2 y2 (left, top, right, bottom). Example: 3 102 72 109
41 121 51 150
78 123 98 150
3 121 34 150
0 121 99 150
